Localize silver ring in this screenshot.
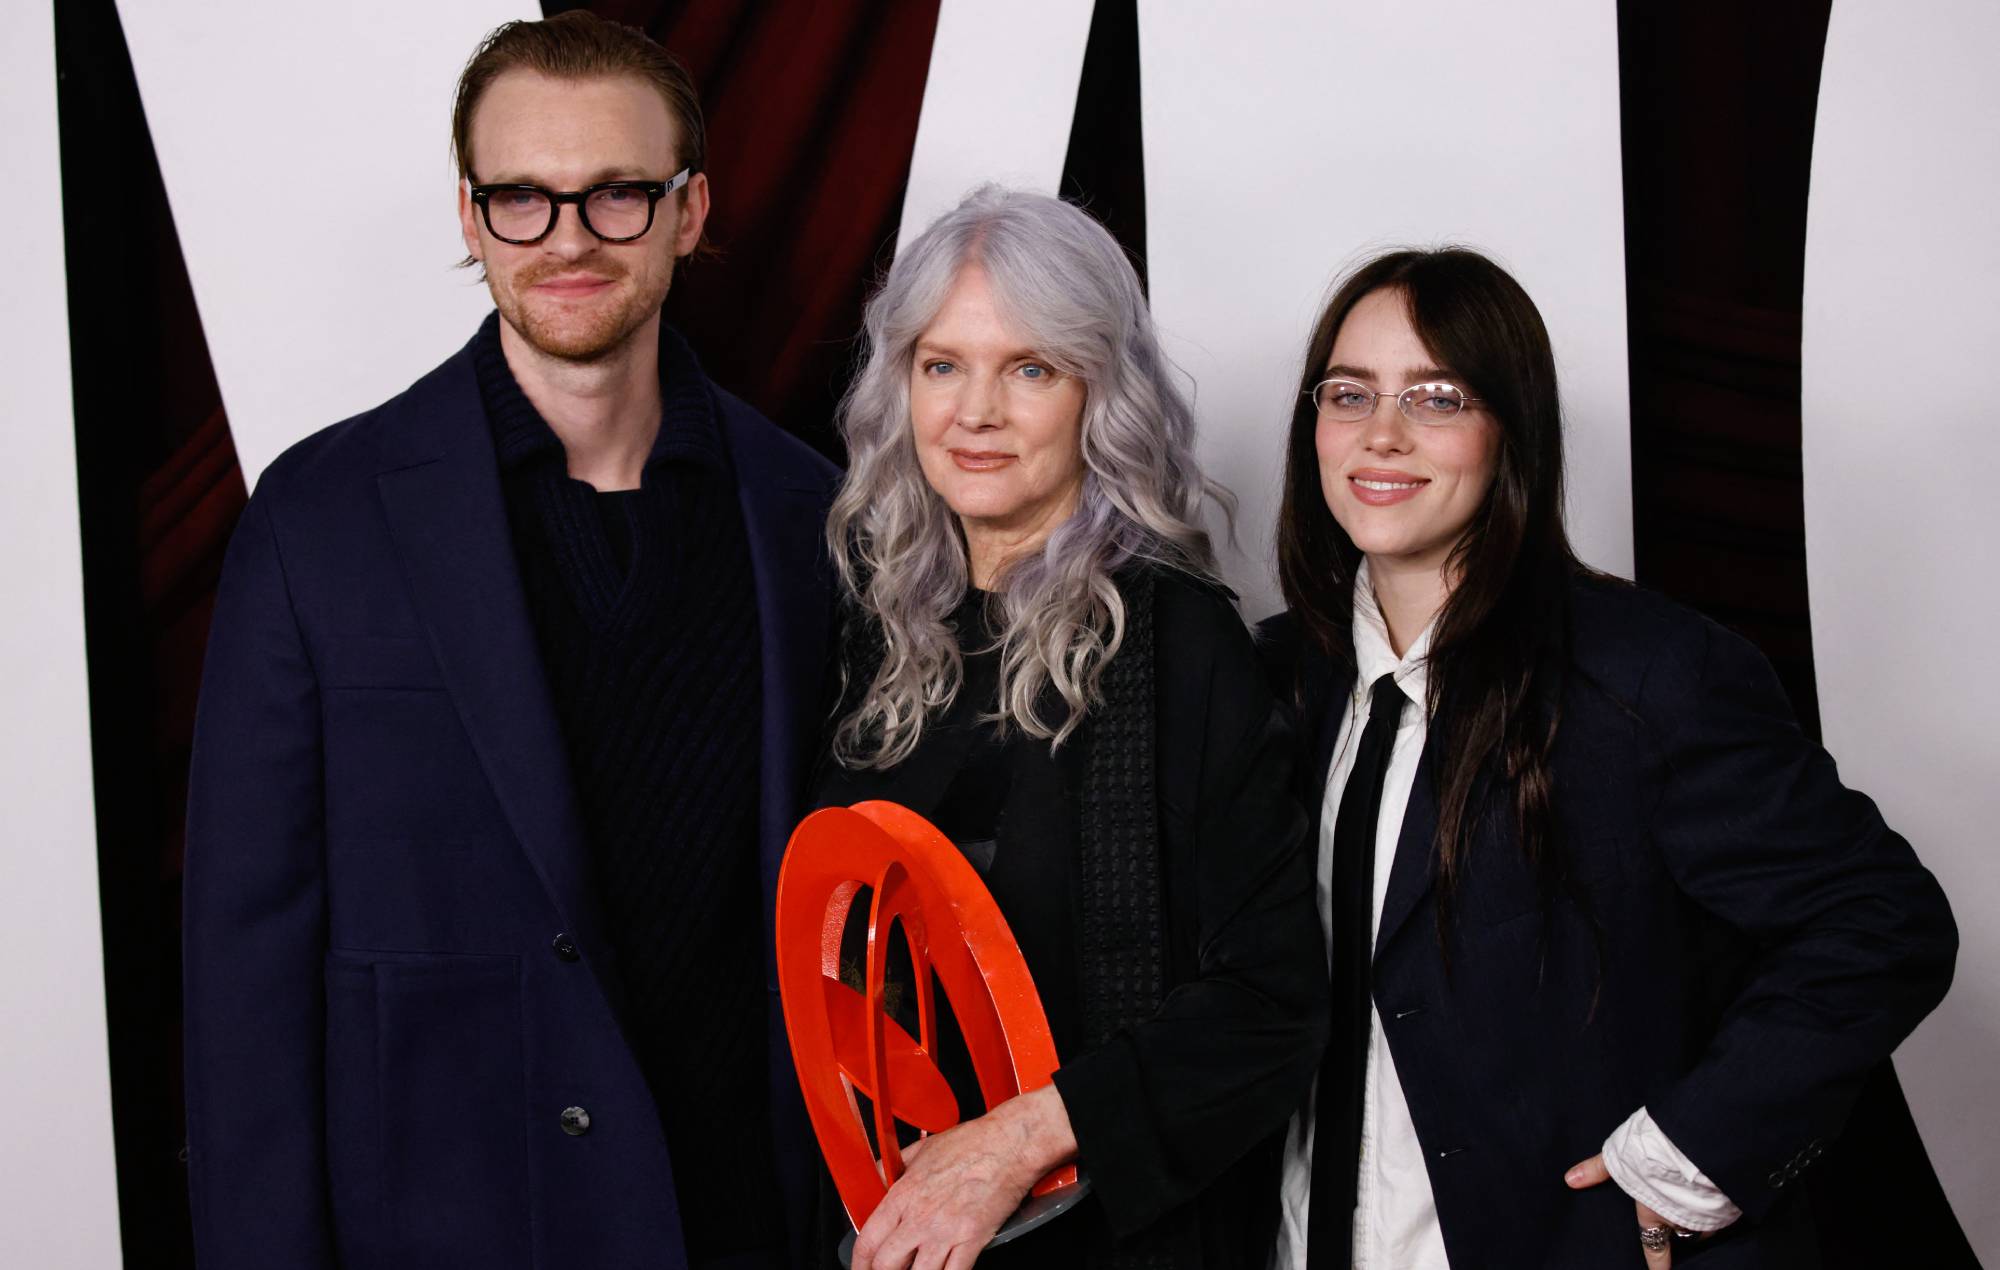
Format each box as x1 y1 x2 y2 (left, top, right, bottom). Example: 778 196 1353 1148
1640 1225 1674 1252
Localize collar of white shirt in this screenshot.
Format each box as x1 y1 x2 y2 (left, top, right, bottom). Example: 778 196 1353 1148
1352 559 1434 711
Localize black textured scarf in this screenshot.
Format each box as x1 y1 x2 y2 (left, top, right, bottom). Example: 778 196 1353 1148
1078 568 1165 1053
1076 569 1187 1270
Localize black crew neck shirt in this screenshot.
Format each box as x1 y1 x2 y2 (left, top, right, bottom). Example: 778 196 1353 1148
819 588 1095 1265
925 588 1086 1072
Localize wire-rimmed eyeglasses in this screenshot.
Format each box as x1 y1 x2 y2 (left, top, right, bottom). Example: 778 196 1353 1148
467 168 691 245
1305 377 1485 425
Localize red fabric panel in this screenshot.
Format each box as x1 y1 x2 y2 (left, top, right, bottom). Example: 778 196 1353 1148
588 0 945 458
139 403 246 876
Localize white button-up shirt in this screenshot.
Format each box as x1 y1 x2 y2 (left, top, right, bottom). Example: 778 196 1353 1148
1270 566 1737 1270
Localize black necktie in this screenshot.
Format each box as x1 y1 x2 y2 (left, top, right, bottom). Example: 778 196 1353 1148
1307 672 1408 1269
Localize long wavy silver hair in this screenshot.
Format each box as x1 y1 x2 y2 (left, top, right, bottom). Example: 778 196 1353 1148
828 185 1233 769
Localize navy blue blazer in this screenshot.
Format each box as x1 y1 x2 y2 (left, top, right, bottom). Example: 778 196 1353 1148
1257 574 1957 1269
183 325 839 1270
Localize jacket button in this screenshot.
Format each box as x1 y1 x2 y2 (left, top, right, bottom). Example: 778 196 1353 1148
559 1106 592 1136
552 934 580 962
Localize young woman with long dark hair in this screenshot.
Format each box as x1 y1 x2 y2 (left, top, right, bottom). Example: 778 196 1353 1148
1258 248 1956 1269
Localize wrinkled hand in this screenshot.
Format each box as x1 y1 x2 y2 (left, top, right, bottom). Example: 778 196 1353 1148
850 1084 1075 1270
1565 1154 1711 1268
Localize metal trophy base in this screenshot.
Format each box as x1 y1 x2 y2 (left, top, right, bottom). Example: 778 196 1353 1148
837 1174 1092 1267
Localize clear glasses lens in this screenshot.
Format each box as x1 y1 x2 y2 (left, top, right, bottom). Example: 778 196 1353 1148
486 189 554 242
1314 379 1377 421
584 186 653 240
1313 379 1470 424
1398 383 1468 422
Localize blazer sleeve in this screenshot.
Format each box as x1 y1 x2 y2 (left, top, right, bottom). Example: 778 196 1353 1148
1052 609 1330 1237
1638 618 1957 1221
183 491 337 1269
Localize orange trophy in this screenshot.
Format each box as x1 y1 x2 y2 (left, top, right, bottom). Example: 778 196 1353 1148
775 801 1087 1260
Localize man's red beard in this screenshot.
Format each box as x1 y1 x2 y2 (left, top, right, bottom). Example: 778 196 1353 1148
492 256 672 363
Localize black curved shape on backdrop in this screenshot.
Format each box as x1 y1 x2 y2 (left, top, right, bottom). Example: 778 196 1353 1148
1060 0 1147 293
57 1 242 1264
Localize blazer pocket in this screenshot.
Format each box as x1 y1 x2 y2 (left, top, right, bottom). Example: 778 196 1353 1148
324 956 386 1269
323 949 531 1270
317 635 445 691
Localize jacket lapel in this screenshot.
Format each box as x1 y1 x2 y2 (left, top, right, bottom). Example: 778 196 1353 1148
370 346 614 996
1285 634 1353 842
723 407 834 989
1375 744 1439 956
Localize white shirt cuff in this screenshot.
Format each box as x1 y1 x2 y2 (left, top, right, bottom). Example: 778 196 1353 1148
1600 1107 1743 1234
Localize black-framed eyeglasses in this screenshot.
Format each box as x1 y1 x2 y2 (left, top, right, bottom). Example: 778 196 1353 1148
1305 377 1485 425
467 168 690 244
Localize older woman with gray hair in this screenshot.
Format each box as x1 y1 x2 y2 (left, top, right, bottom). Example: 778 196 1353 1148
815 185 1327 1270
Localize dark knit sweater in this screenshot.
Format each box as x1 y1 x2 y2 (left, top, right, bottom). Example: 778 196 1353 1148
473 314 780 1266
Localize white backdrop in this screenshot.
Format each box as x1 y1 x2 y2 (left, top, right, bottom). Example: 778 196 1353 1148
897 0 1095 258
117 0 537 488
0 5 124 1266
1137 0 1633 617
1802 1 2000 1259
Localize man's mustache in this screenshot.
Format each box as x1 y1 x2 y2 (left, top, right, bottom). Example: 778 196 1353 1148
515 261 625 287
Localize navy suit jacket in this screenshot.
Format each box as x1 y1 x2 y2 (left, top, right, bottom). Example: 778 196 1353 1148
183 326 839 1270
1257 574 1957 1269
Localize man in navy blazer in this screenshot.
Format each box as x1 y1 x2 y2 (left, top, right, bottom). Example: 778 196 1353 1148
183 14 836 1268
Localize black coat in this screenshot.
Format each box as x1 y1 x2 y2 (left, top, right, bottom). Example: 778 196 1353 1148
817 569 1330 1268
1256 573 1958 1269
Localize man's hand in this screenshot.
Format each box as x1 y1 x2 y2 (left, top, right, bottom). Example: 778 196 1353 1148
850 1084 1076 1270
1566 1153 1708 1269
